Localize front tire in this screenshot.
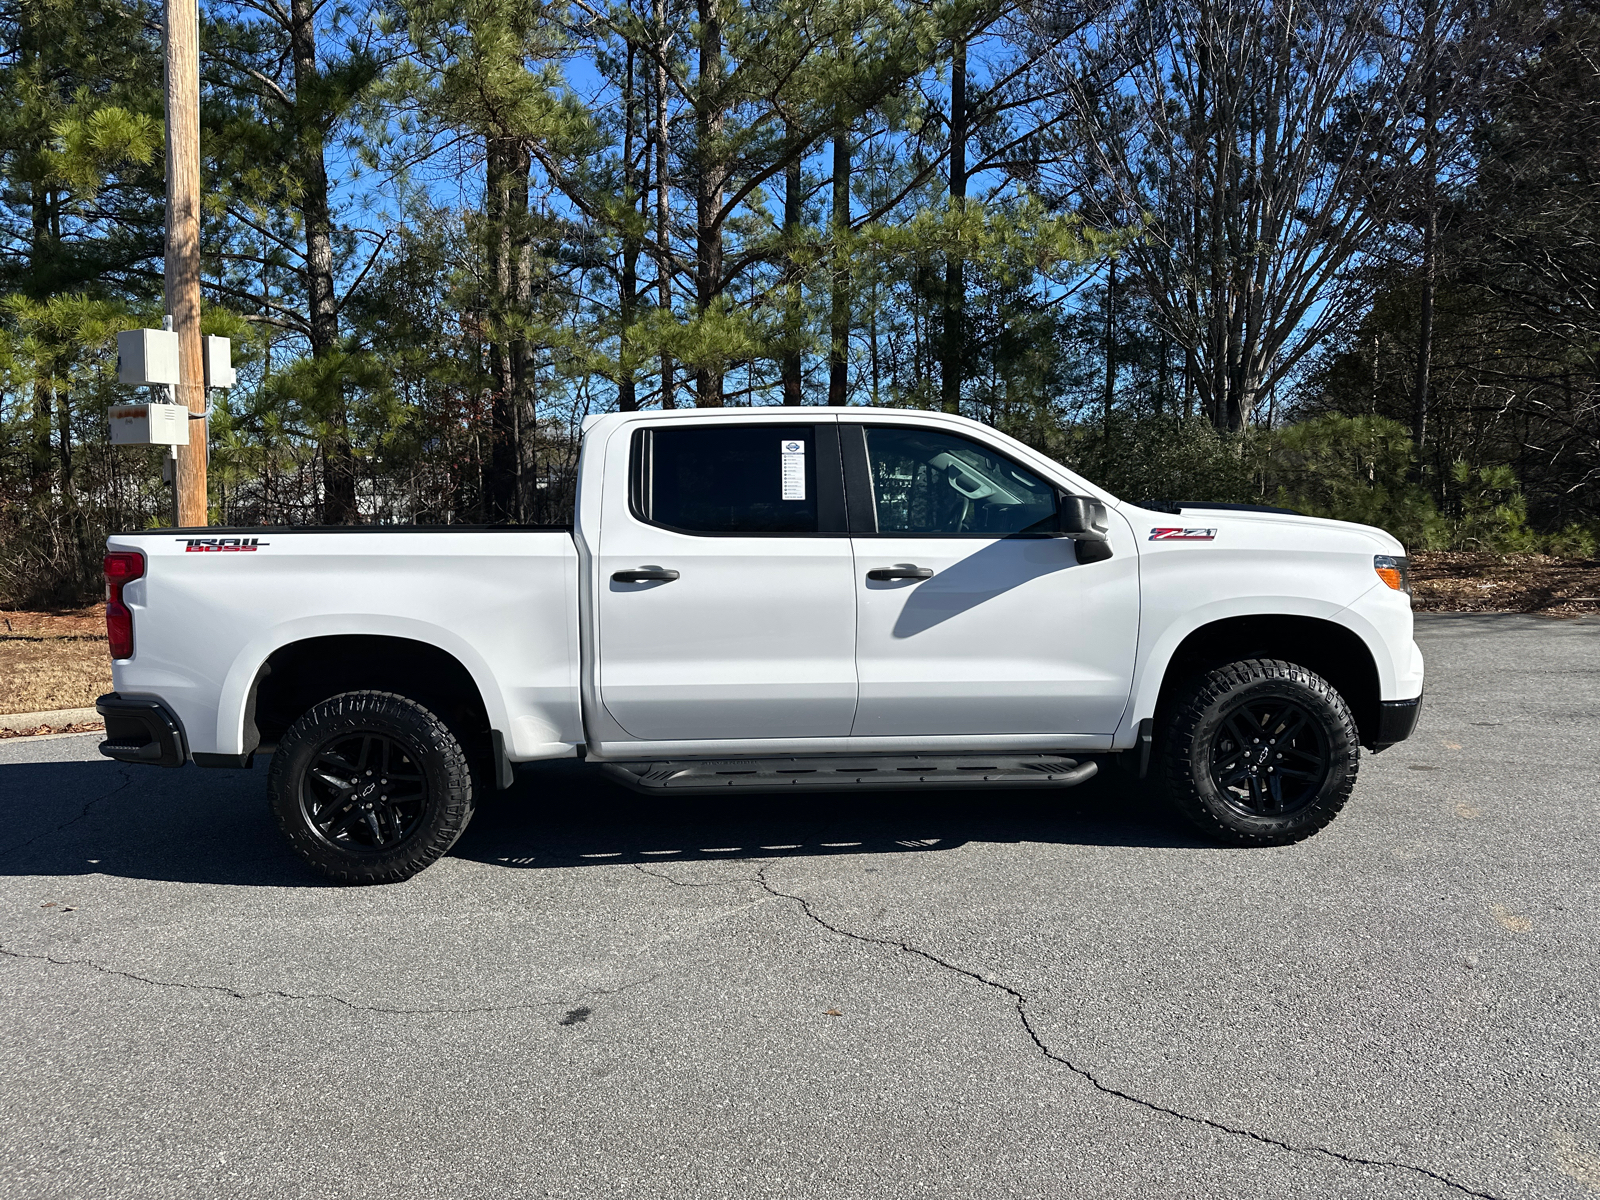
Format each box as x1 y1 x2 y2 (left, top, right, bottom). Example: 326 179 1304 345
1160 659 1359 846
268 690 477 884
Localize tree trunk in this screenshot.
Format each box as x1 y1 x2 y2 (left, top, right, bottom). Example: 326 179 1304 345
940 33 968 415
828 130 850 405
619 45 639 412
289 0 354 523
26 185 55 498
694 0 725 407
1411 0 1439 480
510 148 537 520
486 137 535 522
1103 258 1116 435
655 0 674 410
486 137 514 521
781 140 803 405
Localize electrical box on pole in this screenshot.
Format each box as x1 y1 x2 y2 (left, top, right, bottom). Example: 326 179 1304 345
203 335 236 389
110 326 234 443
117 329 182 387
108 402 191 446
112 326 191 453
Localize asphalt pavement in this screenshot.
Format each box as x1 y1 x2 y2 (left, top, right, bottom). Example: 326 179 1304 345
1 613 1597 1200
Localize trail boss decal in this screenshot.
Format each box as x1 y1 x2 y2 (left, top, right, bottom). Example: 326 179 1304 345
177 537 268 552
1148 527 1217 541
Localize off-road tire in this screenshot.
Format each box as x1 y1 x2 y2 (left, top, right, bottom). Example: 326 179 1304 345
1160 658 1359 846
268 690 476 884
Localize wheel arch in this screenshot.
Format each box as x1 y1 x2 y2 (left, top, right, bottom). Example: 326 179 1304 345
247 634 495 756
1147 614 1384 749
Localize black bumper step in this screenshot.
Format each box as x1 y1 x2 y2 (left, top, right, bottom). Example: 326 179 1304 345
600 753 1098 794
95 693 187 768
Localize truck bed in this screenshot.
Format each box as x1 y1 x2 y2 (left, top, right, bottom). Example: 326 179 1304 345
105 526 582 762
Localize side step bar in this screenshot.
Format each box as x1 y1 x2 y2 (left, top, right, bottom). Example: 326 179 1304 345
600 753 1098 794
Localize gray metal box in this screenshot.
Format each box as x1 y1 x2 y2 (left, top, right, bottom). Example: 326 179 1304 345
203 335 236 388
108 402 190 446
116 328 182 387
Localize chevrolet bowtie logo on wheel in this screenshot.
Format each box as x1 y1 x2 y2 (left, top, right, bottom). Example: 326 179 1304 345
1149 528 1217 541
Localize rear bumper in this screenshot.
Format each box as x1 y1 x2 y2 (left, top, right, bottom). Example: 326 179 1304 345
95 693 187 767
1368 692 1424 752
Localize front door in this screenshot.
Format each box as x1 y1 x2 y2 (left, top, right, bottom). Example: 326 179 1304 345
845 422 1139 738
595 419 858 742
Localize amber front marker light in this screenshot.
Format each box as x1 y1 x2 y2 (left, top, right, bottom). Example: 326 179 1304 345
1374 554 1411 594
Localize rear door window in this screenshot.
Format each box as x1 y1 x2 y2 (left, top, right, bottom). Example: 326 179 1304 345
633 425 841 534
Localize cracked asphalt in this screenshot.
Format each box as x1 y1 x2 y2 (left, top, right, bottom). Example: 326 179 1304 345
2 612 1597 1200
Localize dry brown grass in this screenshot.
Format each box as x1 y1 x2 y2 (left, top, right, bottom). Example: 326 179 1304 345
0 606 113 714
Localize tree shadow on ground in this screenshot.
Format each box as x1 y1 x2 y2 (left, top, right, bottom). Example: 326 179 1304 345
0 750 1215 889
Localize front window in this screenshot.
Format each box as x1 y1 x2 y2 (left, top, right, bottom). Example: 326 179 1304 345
865 427 1057 535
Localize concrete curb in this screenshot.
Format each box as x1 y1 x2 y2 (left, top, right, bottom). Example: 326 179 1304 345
0 706 101 733
0 729 105 745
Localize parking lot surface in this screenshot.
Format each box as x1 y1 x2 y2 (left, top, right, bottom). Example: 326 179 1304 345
2 612 1597 1200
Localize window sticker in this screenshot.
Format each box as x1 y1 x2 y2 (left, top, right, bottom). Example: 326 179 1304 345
781 438 806 500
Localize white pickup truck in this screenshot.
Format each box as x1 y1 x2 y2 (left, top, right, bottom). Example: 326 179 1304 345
96 407 1424 882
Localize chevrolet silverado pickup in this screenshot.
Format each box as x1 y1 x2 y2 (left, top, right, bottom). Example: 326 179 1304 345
96 407 1424 882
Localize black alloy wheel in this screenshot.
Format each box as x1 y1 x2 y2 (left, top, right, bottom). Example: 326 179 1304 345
268 690 477 884
302 731 428 853
1207 697 1331 819
1160 658 1359 846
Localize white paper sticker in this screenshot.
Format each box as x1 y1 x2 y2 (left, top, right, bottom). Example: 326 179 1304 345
781 439 806 500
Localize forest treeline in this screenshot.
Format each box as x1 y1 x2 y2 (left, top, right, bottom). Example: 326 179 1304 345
1 0 1596 603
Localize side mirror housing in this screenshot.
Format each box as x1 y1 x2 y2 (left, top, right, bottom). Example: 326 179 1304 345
1058 495 1110 542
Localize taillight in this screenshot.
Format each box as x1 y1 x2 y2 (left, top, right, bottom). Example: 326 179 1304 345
1374 554 1411 595
105 551 145 659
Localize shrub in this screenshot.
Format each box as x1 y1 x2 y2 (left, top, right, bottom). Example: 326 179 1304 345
1266 415 1448 548
1063 413 1265 505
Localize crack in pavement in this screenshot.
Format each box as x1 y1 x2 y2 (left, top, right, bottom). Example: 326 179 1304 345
0 768 135 861
752 866 1507 1200
631 861 764 887
0 944 657 1018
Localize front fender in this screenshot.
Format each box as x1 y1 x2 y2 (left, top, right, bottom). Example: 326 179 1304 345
1114 589 1413 749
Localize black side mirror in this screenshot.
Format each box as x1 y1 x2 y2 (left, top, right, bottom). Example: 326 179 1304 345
1057 495 1110 542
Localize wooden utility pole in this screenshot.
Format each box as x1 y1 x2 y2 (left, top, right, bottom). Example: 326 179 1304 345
165 0 207 527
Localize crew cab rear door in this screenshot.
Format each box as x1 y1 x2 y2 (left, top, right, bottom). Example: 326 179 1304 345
593 417 858 741
843 420 1139 738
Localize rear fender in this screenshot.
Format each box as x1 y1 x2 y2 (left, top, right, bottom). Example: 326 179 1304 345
214 616 512 756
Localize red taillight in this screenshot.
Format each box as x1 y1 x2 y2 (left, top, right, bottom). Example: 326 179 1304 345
104 551 145 659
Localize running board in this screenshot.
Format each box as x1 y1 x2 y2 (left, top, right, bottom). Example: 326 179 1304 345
599 753 1098 794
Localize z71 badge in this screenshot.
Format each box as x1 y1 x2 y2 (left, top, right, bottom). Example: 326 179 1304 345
1149 528 1217 541
177 537 268 552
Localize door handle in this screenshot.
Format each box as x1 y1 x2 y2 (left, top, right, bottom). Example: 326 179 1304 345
612 567 680 583
866 565 934 581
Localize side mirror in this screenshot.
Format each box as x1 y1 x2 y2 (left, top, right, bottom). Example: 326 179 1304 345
1058 495 1110 542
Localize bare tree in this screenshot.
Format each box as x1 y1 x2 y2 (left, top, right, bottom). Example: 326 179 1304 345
1045 0 1441 431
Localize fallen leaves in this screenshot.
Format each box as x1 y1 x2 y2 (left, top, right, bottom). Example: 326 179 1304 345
0 721 104 740
1410 551 1600 617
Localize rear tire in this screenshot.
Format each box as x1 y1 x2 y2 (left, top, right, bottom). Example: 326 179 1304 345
1160 659 1359 846
268 690 476 884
